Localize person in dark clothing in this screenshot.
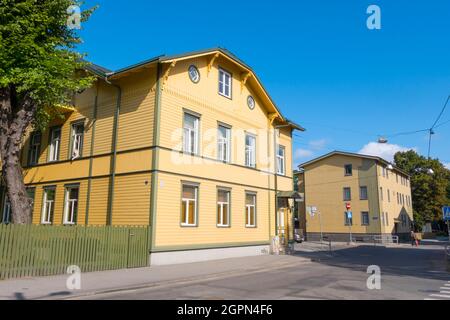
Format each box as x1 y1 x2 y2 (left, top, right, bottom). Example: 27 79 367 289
410 230 417 246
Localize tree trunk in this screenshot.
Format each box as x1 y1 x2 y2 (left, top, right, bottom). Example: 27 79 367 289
0 86 36 224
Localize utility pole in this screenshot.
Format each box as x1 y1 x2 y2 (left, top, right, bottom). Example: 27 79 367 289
427 129 434 159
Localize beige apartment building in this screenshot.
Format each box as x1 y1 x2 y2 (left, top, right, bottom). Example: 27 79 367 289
296 151 413 242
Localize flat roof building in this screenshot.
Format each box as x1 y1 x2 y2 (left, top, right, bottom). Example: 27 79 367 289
296 151 413 242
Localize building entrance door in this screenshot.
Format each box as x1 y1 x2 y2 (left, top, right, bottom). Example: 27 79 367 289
277 208 289 244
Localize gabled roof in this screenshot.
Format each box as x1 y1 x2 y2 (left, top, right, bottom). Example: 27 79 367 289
297 150 410 177
84 47 305 132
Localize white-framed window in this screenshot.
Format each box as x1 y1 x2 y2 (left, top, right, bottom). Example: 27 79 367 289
181 184 198 226
245 134 256 168
217 125 231 162
71 123 84 160
41 187 55 225
276 145 286 175
28 131 41 165
360 186 368 200
2 196 11 224
218 68 232 98
48 127 61 162
63 185 79 225
183 113 199 154
217 189 230 227
361 212 370 226
245 193 256 227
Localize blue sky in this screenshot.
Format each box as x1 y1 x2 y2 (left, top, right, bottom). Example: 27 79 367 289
78 0 450 169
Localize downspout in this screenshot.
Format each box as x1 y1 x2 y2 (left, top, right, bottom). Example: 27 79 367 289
105 76 122 226
84 82 99 225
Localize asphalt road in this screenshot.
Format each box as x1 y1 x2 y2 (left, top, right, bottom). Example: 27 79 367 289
76 244 450 300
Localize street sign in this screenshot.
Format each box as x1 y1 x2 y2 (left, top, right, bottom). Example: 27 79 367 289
443 206 450 221
311 206 318 214
346 203 351 210
346 211 353 219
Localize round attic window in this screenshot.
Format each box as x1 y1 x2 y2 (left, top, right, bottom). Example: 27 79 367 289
247 95 255 110
188 65 200 83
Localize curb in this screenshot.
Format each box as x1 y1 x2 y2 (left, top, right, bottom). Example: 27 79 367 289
52 258 313 300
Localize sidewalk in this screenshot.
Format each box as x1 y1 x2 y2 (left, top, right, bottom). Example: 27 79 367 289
0 254 311 300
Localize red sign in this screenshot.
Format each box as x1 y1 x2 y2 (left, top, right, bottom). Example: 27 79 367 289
346 203 351 210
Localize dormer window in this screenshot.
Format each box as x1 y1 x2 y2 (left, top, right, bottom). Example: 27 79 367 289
218 68 232 98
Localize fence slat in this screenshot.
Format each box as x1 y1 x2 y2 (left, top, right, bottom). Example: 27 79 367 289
0 224 149 280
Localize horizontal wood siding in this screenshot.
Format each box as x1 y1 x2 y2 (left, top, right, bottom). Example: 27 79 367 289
154 172 271 248
87 177 109 225
112 173 152 226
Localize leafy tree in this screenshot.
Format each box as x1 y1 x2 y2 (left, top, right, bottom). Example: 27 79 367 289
394 150 449 230
0 0 95 223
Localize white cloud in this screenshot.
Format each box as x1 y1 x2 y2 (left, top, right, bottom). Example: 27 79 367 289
309 139 328 150
444 163 450 170
358 142 417 162
294 148 314 160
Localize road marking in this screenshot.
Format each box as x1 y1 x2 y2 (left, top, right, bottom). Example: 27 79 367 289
426 281 450 300
430 294 450 298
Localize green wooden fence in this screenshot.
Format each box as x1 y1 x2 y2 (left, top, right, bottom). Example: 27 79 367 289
0 224 151 280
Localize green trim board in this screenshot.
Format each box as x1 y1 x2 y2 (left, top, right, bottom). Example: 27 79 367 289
149 62 163 250
25 168 285 193
21 145 294 181
106 83 122 225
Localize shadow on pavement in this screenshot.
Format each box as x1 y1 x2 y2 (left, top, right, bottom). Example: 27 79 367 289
292 244 449 281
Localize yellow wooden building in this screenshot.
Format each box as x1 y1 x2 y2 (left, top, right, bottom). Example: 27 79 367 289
0 48 304 264
296 151 414 242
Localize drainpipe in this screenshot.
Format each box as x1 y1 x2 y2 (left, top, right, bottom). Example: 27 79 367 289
105 76 122 226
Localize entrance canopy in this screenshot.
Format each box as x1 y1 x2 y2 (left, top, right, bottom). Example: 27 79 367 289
277 191 304 201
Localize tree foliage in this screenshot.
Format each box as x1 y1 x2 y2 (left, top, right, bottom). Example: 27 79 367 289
394 150 450 230
0 0 96 223
0 0 96 127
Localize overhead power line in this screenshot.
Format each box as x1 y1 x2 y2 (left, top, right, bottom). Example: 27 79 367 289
431 95 450 130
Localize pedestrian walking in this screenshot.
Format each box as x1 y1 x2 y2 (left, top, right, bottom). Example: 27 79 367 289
410 230 416 246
